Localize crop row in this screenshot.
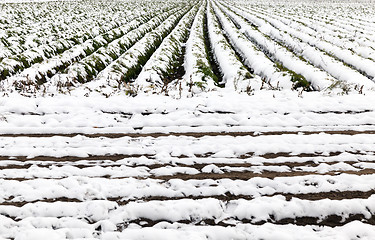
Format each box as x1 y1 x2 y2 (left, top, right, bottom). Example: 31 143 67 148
0 1 145 58
1 0 375 96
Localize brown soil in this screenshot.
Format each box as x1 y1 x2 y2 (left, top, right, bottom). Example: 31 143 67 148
153 168 375 181
1 129 374 228
2 189 374 209
0 149 368 164
0 130 374 139
0 160 361 171
0 154 153 162
116 213 375 229
2 168 375 183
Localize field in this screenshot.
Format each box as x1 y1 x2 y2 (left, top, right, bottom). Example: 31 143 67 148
1 0 375 239
1 0 375 95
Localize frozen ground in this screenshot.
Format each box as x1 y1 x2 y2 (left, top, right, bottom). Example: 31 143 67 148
1 0 375 96
0 90 375 239
1 0 375 238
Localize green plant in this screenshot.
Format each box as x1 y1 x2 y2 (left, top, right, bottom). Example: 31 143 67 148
328 80 352 95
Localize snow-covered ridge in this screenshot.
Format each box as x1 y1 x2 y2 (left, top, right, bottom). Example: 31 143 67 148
1 0 375 96
1 0 375 239
1 91 375 134
0 91 374 239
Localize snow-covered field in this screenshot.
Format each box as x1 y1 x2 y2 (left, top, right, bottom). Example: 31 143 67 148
1 0 375 96
0 91 375 239
1 0 375 239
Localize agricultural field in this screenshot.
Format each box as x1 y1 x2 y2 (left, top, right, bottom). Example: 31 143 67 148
1 0 375 239
1 0 375 96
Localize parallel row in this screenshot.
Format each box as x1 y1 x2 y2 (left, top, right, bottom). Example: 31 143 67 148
2 5 189 94
247 4 375 60
182 4 218 95
134 4 200 93
213 1 375 91
226 2 375 84
1 92 375 133
0 1 143 66
0 0 170 58
2 0 375 95
7 5 177 85
0 129 375 239
56 6 186 85
0 92 375 238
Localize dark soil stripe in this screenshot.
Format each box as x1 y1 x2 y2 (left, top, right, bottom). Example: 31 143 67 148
246 214 375 227
2 190 374 208
116 213 375 229
0 160 361 170
1 130 375 138
2 168 375 181
0 150 365 164
153 168 375 180
2 212 372 227
0 154 153 162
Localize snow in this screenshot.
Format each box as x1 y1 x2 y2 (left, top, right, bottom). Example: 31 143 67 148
1 90 375 238
182 4 218 95
2 0 375 238
1 90 375 134
15 229 65 240
206 1 255 91
135 4 199 92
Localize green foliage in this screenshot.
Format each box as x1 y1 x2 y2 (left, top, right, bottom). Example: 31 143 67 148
196 59 217 82
0 69 10 81
291 72 311 90
202 7 222 85
328 80 351 95
0 38 10 47
194 81 206 90
275 62 312 91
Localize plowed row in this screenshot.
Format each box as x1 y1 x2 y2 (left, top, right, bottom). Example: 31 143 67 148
1 0 375 97
1 93 375 239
